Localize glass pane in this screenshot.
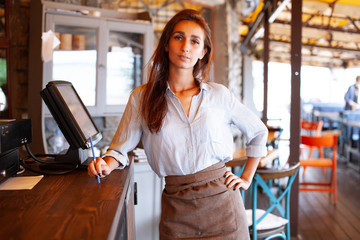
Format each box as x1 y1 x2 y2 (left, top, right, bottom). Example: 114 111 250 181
52 25 97 106
0 48 7 118
106 31 143 105
0 0 6 38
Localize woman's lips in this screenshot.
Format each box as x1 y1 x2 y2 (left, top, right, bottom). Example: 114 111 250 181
178 55 190 60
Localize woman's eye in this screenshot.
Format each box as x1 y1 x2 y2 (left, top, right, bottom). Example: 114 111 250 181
192 40 200 45
174 35 183 40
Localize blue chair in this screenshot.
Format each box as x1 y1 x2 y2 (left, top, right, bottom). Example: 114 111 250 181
246 162 300 240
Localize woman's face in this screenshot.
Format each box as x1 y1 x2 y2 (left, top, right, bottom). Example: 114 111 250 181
166 20 207 71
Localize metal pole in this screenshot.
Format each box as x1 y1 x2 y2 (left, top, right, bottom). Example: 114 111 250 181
290 0 302 237
262 1 269 123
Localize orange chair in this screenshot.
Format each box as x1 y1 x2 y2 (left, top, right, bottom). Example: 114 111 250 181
300 120 324 176
299 134 338 204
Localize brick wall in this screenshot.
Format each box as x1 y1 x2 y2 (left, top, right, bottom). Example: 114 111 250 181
9 0 30 120
214 2 242 99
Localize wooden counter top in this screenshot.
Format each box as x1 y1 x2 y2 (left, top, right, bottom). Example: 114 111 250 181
0 161 133 240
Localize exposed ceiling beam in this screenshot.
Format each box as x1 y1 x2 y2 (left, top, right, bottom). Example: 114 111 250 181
241 0 290 54
268 0 290 23
346 16 360 31
241 0 270 50
268 38 360 54
273 18 360 34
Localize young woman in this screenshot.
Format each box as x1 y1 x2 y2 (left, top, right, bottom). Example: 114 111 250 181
88 9 268 239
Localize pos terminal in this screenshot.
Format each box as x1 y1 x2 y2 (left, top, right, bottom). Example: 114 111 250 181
0 119 32 181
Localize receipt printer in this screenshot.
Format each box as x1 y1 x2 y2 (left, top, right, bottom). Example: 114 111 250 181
0 119 32 177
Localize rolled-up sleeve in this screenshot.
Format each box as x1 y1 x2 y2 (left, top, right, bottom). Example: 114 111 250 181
227 88 268 158
102 150 128 169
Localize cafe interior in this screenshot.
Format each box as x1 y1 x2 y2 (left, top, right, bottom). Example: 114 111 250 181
0 0 360 239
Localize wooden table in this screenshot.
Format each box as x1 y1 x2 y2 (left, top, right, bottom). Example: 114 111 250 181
226 148 279 168
322 129 341 136
0 161 134 240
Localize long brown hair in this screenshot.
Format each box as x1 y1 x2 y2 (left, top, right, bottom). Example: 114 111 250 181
141 9 213 133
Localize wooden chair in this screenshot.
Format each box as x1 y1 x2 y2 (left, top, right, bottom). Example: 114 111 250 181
265 125 283 169
245 162 300 240
299 134 338 204
300 120 324 176
266 125 283 150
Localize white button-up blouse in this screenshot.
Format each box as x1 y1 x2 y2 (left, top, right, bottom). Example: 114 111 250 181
102 82 268 177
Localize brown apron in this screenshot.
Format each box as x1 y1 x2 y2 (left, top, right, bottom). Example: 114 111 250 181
159 162 250 240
